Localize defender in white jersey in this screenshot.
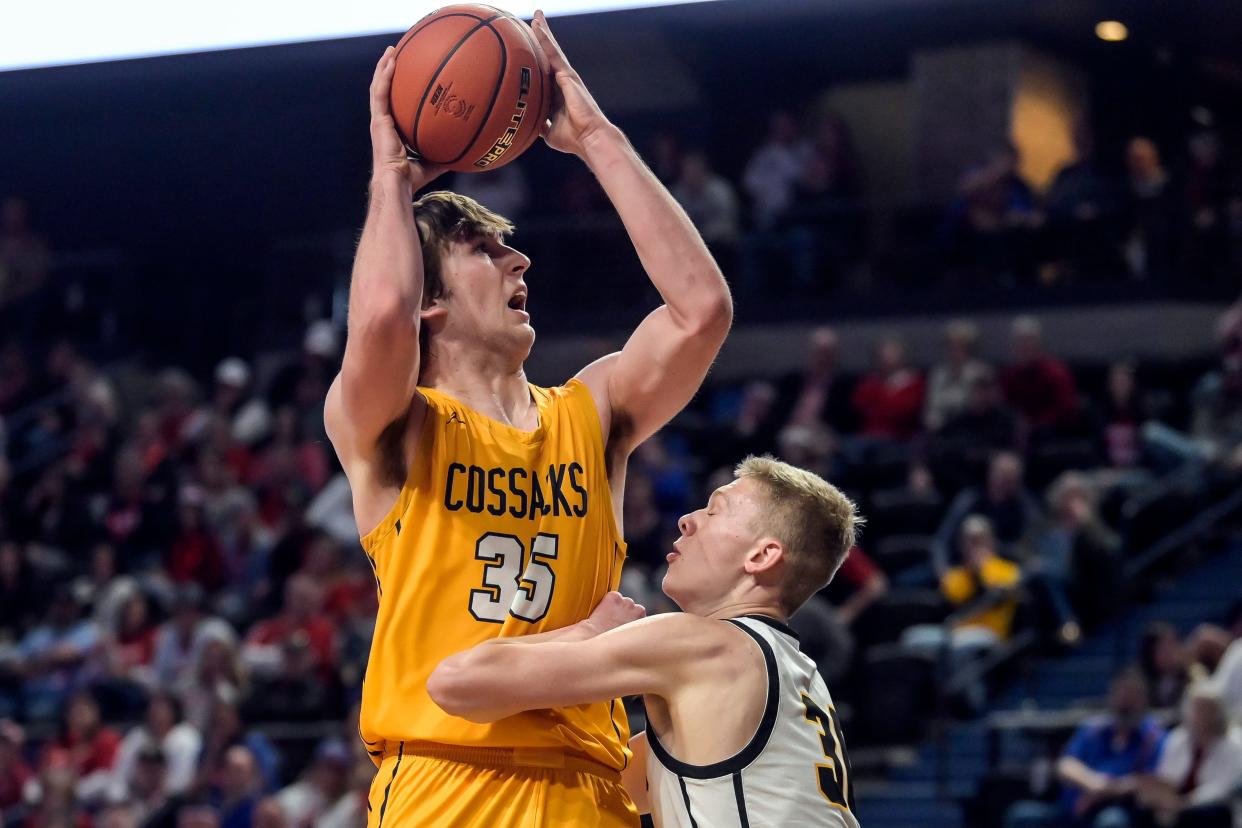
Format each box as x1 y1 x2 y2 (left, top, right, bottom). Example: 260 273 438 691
428 455 863 827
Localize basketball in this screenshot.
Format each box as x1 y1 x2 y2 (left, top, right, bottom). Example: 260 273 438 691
389 4 552 173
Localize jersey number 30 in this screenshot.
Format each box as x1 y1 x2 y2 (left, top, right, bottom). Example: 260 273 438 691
802 693 855 814
469 532 558 624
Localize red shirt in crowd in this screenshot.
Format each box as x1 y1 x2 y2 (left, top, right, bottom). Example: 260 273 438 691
1000 357 1078 428
836 546 881 588
246 614 336 670
851 371 926 440
47 727 121 778
167 530 226 590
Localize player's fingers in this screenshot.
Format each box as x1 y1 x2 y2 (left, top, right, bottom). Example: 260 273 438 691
369 46 396 116
531 11 572 75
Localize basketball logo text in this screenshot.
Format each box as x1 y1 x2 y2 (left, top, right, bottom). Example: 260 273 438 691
431 82 476 121
474 67 532 168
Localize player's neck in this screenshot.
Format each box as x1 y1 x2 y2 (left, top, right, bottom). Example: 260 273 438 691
421 352 533 427
700 599 788 625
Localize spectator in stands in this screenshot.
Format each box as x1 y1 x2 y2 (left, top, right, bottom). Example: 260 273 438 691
448 162 530 220
202 357 272 450
120 745 173 825
824 545 890 628
1097 359 1153 472
206 745 263 828
903 515 1022 711
1005 669 1165 828
1214 627 1242 726
109 692 202 801
1190 298 1242 455
1043 122 1120 282
671 151 740 267
1121 137 1175 281
1002 316 1081 435
26 748 87 828
181 636 246 734
0 539 41 641
1135 683 1242 828
698 380 781 474
742 110 809 230
47 691 121 804
243 574 335 680
0 720 32 815
0 196 51 308
789 593 854 685
196 697 279 797
941 144 1038 284
167 485 226 593
1033 472 1122 630
850 336 926 442
776 422 839 487
933 451 1041 574
932 365 1023 494
1139 623 1192 710
266 319 338 444
273 739 352 827
778 326 855 435
1182 131 1236 288
780 147 857 290
242 631 344 723
151 584 235 695
925 319 991 432
16 585 99 721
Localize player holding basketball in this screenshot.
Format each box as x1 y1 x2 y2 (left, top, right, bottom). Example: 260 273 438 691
429 456 863 828
325 10 731 828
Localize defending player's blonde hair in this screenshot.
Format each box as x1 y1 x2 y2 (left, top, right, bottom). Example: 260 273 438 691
411 191 515 305
734 455 862 615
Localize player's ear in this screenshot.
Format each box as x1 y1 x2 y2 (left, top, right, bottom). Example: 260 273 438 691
743 538 784 577
420 297 448 323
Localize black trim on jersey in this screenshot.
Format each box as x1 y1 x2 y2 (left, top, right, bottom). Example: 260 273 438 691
733 772 751 828
610 698 628 771
739 614 800 643
376 740 404 828
646 619 779 779
677 775 700 828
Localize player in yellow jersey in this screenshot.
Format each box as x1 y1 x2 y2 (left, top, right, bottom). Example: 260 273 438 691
323 11 732 828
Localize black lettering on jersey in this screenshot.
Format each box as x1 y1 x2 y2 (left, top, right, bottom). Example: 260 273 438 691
445 463 466 511
508 468 529 519
529 472 549 517
546 464 571 517
568 462 588 517
466 466 485 512
486 468 507 516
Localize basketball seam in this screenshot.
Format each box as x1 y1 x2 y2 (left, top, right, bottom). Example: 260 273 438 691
409 13 504 165
391 12 484 154
446 17 508 166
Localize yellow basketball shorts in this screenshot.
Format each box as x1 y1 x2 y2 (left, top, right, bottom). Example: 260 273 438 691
366 742 640 828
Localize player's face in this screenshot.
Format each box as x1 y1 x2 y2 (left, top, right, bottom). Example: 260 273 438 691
433 235 534 361
663 478 766 611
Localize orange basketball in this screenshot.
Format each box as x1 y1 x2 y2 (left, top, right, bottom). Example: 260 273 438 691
389 4 552 173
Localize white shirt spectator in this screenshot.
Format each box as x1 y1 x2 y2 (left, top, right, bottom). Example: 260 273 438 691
1216 639 1242 726
1155 725 1242 807
151 616 236 693
109 723 202 801
743 140 810 228
925 359 990 431
673 173 740 246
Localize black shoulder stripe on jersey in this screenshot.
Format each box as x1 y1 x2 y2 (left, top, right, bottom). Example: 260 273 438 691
739 613 801 642
677 775 701 828
733 772 751 828
646 620 779 779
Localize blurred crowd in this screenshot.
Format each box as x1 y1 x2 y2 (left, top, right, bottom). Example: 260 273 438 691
0 287 1240 825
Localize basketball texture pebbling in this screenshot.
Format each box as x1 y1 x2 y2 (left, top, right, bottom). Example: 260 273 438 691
389 4 552 173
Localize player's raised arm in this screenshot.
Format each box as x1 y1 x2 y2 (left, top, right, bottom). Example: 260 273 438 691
530 13 733 452
427 599 737 724
325 47 444 467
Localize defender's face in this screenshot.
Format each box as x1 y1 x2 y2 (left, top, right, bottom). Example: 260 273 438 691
663 477 766 610
434 235 534 359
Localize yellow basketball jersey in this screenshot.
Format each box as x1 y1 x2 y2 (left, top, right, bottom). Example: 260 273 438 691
358 379 631 770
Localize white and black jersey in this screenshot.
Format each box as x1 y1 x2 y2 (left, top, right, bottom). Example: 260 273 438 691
645 615 860 828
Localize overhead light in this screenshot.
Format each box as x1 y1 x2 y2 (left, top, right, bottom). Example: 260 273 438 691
1095 20 1129 42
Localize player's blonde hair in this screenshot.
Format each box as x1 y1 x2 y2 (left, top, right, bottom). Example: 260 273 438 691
734 455 862 615
411 191 515 306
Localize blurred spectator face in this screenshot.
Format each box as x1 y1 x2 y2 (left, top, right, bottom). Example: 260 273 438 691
1108 361 1136 406
146 695 178 735
301 535 339 578
1125 138 1162 180
1050 473 1092 523
132 749 167 798
807 327 839 374
986 453 1023 501
284 575 322 622
1186 624 1230 672
65 693 101 737
120 595 150 637
769 111 799 145
0 541 21 580
221 745 259 799
1152 629 1183 674
177 805 221 828
875 339 906 376
959 517 996 569
680 153 710 190
98 805 138 828
1108 672 1149 729
91 544 117 583
777 424 834 471
198 638 234 682
738 381 776 427
252 798 287 828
